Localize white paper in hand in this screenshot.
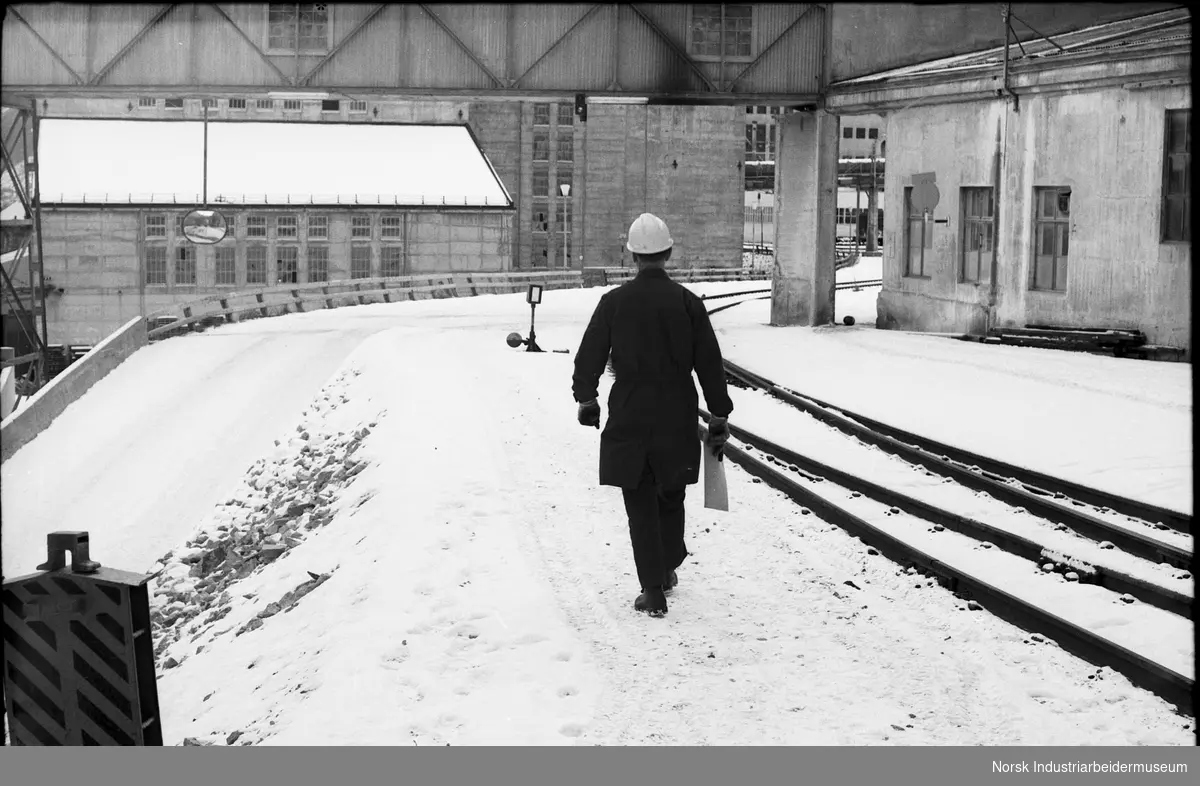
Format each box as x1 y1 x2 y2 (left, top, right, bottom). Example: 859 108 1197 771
703 445 729 511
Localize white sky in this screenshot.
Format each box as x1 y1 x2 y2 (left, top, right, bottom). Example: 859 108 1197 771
1 272 1191 745
35 119 510 205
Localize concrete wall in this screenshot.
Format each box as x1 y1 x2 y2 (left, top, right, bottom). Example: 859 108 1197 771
878 85 1191 353
830 3 1182 82
0 316 147 464
37 207 513 343
582 104 744 270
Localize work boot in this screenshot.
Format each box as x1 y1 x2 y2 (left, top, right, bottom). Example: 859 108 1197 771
635 586 668 617
664 569 678 594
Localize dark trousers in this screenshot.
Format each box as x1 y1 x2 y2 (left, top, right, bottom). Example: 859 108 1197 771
621 462 688 591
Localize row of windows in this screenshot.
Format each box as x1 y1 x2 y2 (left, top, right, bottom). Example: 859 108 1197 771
533 103 577 127
260 4 757 61
843 126 880 140
144 243 405 287
140 96 368 113
903 109 1190 289
145 213 403 240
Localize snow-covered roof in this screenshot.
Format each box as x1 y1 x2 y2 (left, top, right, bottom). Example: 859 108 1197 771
833 8 1190 87
34 120 513 208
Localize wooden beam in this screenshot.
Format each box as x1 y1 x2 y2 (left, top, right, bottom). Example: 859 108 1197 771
417 4 505 88
729 5 820 90
513 4 604 89
627 4 717 93
8 7 85 85
206 4 293 86
91 4 178 86
302 4 389 86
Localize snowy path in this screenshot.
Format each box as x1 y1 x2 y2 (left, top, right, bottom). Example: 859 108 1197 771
3 284 1191 745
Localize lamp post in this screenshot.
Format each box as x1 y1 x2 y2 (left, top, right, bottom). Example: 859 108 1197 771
559 183 571 269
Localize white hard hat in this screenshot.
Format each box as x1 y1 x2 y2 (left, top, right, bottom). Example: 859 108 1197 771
626 212 673 254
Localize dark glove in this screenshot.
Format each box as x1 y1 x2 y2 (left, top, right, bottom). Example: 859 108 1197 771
706 416 729 459
578 399 601 429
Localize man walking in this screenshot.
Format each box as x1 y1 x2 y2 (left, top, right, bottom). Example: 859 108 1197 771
572 213 734 618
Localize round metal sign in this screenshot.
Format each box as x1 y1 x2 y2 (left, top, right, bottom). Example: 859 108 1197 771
911 182 940 214
181 208 229 245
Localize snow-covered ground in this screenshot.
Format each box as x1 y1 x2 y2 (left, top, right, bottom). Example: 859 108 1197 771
2 267 1192 746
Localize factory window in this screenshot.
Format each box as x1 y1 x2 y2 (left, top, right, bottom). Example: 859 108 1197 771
145 214 166 238
558 167 574 194
139 97 157 108
532 165 550 197
276 245 299 284
144 246 167 285
229 98 247 110
904 187 933 278
531 235 549 268
557 103 574 127
267 3 330 53
842 126 853 139
282 99 301 113
533 131 550 162
308 245 328 283
321 100 340 113
175 213 186 236
348 100 367 114
689 4 753 60
308 214 328 239
556 130 574 163
960 187 994 284
201 98 217 109
534 104 551 127
256 99 274 111
532 198 549 233
351 215 372 238
175 246 196 285
165 98 184 110
381 245 403 277
246 215 267 238
868 128 879 139
855 128 866 139
556 199 572 230
351 245 371 278
215 246 236 286
1161 109 1190 243
1032 187 1070 292
277 215 298 238
381 215 402 238
246 246 267 284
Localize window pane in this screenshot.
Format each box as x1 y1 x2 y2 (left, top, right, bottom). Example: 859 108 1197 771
351 246 371 279
277 216 297 237
557 103 574 126
351 215 371 238
534 104 550 126
868 128 878 139
381 246 403 277
556 131 574 162
1039 190 1054 218
308 245 328 283
1039 225 1055 255
1034 254 1053 290
533 131 549 161
215 246 236 285
1056 191 1070 217
842 127 852 139
276 246 299 284
145 246 166 285
1164 198 1187 241
855 128 865 139
246 247 267 284
175 246 196 285
1167 156 1187 194
1059 225 1069 257
1167 109 1189 153
381 215 402 238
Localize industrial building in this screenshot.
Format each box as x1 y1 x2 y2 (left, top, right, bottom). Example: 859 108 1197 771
826 8 1191 355
1 3 1189 368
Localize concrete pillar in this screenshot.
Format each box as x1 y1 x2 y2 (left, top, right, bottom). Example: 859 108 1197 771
770 111 839 327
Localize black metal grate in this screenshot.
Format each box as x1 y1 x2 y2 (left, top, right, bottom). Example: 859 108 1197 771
3 563 161 746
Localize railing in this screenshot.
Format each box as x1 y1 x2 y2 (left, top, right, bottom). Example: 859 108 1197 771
143 270 585 341
43 193 509 207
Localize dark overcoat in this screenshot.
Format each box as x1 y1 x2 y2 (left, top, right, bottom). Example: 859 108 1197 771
572 265 734 490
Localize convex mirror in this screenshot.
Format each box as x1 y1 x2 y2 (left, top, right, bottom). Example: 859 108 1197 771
181 208 229 245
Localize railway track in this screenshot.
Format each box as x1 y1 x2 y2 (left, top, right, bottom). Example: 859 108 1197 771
699 295 1193 716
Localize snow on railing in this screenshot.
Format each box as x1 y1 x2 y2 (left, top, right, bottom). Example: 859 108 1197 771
40 193 510 207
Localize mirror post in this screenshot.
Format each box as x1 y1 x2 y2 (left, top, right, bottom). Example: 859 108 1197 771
202 103 208 206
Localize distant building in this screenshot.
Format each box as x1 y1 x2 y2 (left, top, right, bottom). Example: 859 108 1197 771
827 9 1191 356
